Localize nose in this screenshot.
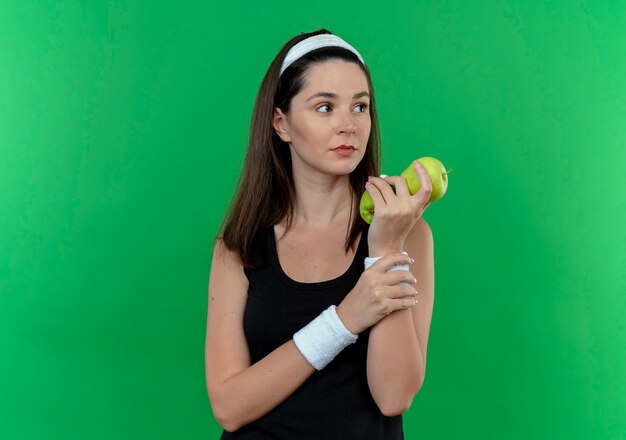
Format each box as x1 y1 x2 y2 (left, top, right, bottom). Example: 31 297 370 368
337 108 357 134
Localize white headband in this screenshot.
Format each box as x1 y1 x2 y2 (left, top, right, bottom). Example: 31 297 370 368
279 34 365 77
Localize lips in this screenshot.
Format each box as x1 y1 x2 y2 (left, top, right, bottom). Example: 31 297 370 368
332 145 356 157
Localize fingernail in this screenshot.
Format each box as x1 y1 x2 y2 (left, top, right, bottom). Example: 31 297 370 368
367 176 373 181
410 258 415 263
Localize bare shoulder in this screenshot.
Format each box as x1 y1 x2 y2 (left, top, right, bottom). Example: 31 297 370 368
212 238 246 272
404 217 434 288
407 216 433 247
207 237 248 316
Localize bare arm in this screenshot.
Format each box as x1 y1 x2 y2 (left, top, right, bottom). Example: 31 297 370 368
204 239 316 432
366 217 435 415
361 166 436 416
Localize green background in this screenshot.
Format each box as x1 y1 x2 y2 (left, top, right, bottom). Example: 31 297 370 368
1 1 624 438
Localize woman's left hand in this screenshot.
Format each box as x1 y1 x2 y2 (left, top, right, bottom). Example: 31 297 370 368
366 160 432 256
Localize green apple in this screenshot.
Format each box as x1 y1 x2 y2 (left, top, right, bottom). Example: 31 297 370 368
359 156 453 224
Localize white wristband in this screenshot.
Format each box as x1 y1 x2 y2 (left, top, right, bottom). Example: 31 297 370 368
293 305 358 370
364 251 410 285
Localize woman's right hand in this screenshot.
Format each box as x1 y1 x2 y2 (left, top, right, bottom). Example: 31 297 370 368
336 253 418 335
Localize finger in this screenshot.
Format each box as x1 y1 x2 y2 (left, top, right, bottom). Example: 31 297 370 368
385 175 428 218
367 176 399 206
364 181 387 209
388 294 420 312
368 252 414 273
412 161 433 202
383 269 417 286
383 176 411 200
387 283 419 299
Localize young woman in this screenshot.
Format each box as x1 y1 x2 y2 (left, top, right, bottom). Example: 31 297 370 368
205 28 435 439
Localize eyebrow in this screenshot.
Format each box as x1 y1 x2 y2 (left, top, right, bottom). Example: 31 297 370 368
306 91 370 102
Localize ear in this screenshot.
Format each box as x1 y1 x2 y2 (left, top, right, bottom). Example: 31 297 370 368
273 107 291 143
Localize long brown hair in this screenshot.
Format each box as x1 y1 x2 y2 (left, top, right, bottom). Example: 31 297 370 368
215 28 381 268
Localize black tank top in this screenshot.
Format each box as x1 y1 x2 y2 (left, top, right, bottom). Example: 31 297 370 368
219 224 404 439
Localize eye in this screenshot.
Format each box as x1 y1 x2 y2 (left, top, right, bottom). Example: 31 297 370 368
316 103 370 113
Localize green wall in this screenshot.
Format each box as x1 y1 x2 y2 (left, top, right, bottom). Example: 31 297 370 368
1 1 624 438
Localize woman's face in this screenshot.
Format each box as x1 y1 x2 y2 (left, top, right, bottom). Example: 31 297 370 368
273 60 371 178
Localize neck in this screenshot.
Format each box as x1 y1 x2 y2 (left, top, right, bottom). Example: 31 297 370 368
290 173 355 228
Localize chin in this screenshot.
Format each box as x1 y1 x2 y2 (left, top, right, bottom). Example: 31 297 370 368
332 161 361 176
